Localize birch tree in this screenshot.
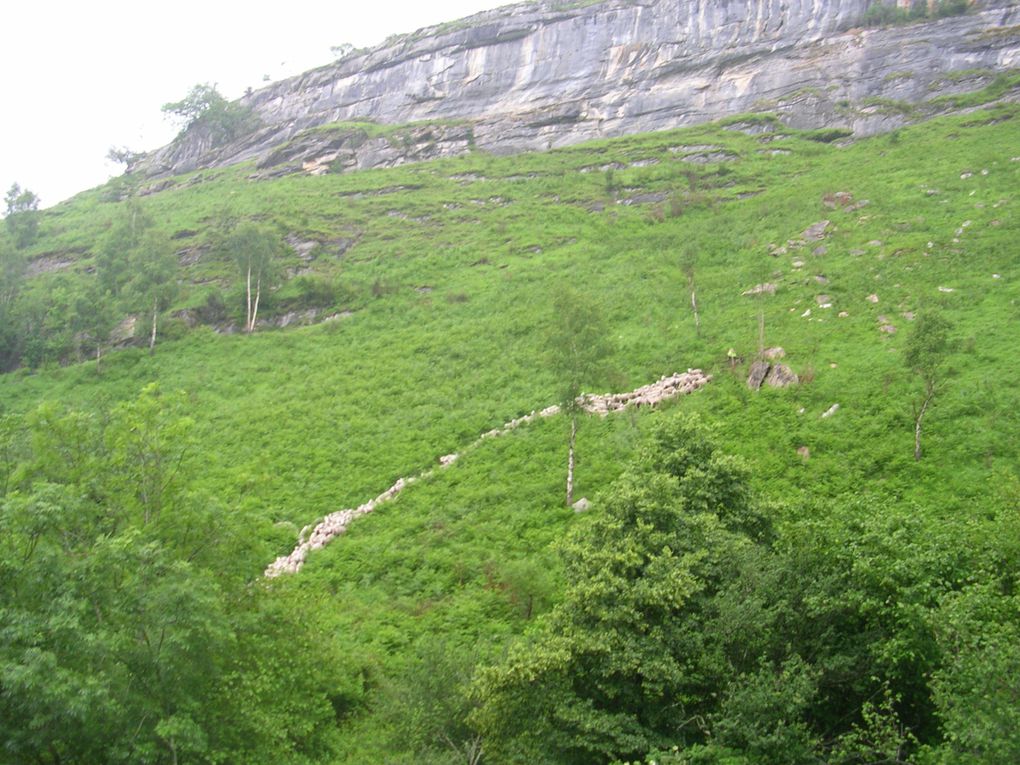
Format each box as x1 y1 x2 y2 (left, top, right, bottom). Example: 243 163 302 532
546 288 612 507
127 230 178 352
224 222 282 333
905 311 952 461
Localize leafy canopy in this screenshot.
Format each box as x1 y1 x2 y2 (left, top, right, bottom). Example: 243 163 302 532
162 83 258 145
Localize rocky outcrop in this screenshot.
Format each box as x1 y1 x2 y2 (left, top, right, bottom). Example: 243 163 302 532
135 0 1020 179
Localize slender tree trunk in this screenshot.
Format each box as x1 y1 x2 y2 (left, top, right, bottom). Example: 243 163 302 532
245 262 253 333
690 285 700 336
250 274 262 332
914 385 936 461
757 305 765 355
566 414 577 507
149 296 158 352
95 343 102 374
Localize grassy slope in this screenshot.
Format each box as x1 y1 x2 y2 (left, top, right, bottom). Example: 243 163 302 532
3 105 1019 756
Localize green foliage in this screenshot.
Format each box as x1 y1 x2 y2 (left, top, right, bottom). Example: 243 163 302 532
1 101 1019 764
3 182 40 249
705 657 820 765
473 415 768 764
220 220 285 332
905 311 952 386
546 287 614 413
924 584 1020 764
127 229 179 351
0 386 346 764
162 83 258 146
863 0 968 27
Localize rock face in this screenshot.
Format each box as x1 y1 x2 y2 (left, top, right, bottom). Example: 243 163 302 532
136 0 1020 179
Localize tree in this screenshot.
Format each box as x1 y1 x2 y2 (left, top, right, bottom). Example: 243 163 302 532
681 247 700 337
223 222 283 333
127 229 179 352
4 183 40 249
473 415 772 764
904 311 952 461
106 145 143 169
545 288 613 506
0 234 26 369
97 198 152 297
162 83 257 146
0 388 348 764
72 282 119 371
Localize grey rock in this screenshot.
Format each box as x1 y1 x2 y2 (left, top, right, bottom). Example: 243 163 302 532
747 360 770 390
131 0 1020 181
572 497 592 513
802 220 831 242
26 252 78 277
765 363 799 387
743 282 777 296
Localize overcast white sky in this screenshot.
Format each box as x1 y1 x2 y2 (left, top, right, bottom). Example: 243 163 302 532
1 0 512 207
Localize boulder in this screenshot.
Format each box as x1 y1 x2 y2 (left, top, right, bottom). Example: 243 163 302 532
765 363 799 388
572 497 592 513
743 282 777 296
747 360 771 390
802 220 830 241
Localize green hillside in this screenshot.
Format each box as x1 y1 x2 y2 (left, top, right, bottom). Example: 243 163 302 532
1 104 1019 763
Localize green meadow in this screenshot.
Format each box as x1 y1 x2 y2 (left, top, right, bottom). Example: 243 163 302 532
2 103 1019 763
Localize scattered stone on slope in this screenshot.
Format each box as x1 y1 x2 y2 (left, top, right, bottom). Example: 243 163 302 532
822 403 841 418
816 294 833 307
743 282 777 296
802 220 831 241
681 151 738 164
797 446 811 460
572 497 591 513
822 191 854 209
747 360 771 390
866 293 879 303
616 191 669 206
765 363 799 388
286 235 319 259
764 347 786 360
669 144 723 155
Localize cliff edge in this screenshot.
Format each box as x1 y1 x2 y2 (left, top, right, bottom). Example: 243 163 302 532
136 0 1020 179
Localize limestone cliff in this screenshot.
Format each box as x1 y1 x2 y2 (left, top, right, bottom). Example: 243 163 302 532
136 0 1020 179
